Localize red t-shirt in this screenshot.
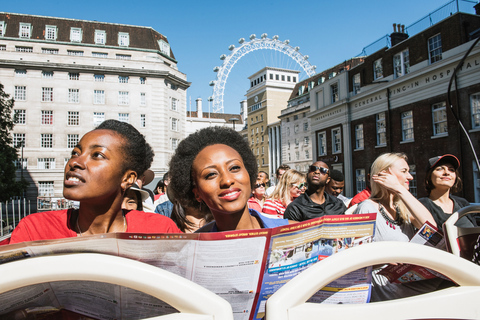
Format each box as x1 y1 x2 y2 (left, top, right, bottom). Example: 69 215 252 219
348 187 372 208
9 209 182 244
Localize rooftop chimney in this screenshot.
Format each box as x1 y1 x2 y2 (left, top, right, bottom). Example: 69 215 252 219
390 23 409 46
196 98 203 118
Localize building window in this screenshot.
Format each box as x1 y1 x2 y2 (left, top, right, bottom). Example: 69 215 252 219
432 102 448 136
355 169 366 193
67 111 80 126
37 158 56 170
393 49 410 78
94 90 105 104
118 32 130 47
15 69 27 77
70 28 82 42
42 71 54 79
41 110 53 125
42 88 54 102
332 128 341 153
401 111 414 141
158 39 170 56
95 30 106 45
376 112 387 146
471 93 480 129
171 98 178 111
15 158 27 170
171 118 179 131
305 150 310 159
67 50 84 56
118 76 129 83
171 138 179 150
409 165 417 197
0 45 5 51
140 93 146 106
41 134 53 148
42 48 58 55
331 83 339 103
353 73 361 94
118 113 129 123
116 54 131 60
92 52 107 58
69 73 79 81
304 136 309 146
67 134 79 149
355 124 364 149
118 91 129 105
15 46 33 52
13 133 25 148
68 89 79 103
38 181 54 197
139 77 146 84
428 34 442 64
94 74 105 82
373 58 383 80
93 112 105 127
14 86 26 101
14 109 26 124
140 114 146 127
19 23 31 38
0 21 5 36
295 151 300 161
317 132 326 156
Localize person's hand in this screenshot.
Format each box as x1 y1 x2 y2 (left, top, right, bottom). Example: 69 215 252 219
371 169 405 194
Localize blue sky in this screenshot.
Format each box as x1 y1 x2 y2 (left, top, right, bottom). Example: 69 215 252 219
2 0 477 114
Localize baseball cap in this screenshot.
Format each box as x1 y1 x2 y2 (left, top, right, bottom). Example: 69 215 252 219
426 154 460 171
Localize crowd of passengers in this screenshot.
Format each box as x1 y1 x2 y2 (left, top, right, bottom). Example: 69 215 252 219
4 120 477 302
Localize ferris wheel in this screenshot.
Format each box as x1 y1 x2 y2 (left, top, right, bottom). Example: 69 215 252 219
209 33 317 114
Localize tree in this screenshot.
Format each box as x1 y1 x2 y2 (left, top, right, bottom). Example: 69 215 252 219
0 82 28 201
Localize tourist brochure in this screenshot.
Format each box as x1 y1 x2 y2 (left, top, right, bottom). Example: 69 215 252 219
0 213 376 320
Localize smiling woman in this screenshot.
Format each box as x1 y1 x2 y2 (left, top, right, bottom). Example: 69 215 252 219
10 120 181 244
168 127 289 232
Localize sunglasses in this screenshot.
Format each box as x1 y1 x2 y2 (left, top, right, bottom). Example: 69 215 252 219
254 183 266 188
309 165 329 175
292 182 306 189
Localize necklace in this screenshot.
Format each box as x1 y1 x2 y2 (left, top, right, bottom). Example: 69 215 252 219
378 203 403 230
76 213 127 236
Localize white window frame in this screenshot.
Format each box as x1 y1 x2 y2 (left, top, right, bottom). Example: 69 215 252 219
376 112 387 146
355 169 366 194
432 102 448 136
171 138 179 150
42 87 54 102
93 112 105 127
95 30 106 45
38 181 54 197
67 50 84 56
69 73 80 81
118 113 129 123
15 69 27 77
158 39 170 55
41 134 53 148
331 127 342 154
68 89 79 103
118 32 130 47
401 110 414 141
353 73 361 94
140 77 146 84
317 131 327 156
37 158 56 170
13 133 26 148
19 23 31 38
118 76 129 83
171 118 179 131
355 124 364 150
470 93 480 129
171 98 178 111
14 109 26 125
118 91 129 105
15 46 33 52
94 90 105 104
428 34 442 64
14 86 26 101
140 93 146 106
331 82 339 103
393 49 410 78
42 71 54 79
70 27 82 43
67 134 79 149
41 47 59 55
0 21 5 36
140 114 146 128
116 54 131 60
409 165 418 197
45 25 57 40
92 52 107 58
373 58 383 80
94 74 105 82
68 111 80 126
41 110 53 125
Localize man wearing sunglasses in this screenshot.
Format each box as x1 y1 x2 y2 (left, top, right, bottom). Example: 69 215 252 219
284 161 346 221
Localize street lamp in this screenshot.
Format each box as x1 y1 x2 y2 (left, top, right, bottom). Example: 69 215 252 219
229 118 239 130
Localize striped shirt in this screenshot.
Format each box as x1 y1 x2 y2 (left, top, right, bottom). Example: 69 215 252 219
262 199 286 219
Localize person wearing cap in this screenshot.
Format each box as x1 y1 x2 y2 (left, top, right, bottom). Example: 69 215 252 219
419 154 476 228
136 169 155 212
122 183 150 211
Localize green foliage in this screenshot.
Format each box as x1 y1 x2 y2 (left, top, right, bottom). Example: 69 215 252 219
0 83 28 201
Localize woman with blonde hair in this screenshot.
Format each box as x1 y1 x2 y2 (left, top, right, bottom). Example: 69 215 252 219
262 169 306 219
354 152 441 301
